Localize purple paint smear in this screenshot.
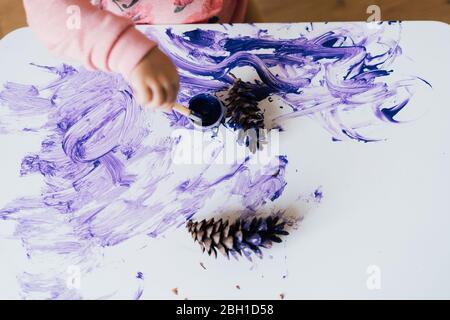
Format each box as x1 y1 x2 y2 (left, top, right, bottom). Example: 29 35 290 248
147 23 429 142
0 64 288 298
0 23 425 299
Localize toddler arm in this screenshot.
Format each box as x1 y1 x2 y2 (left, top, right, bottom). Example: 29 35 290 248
23 0 157 78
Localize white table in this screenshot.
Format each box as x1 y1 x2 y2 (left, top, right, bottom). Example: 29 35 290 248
0 22 449 299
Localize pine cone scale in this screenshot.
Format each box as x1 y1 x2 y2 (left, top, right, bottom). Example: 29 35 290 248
224 79 267 152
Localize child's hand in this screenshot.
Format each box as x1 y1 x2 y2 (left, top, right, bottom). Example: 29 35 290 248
130 48 180 111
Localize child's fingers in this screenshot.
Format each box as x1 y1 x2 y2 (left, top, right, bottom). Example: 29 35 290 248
163 82 178 107
132 82 152 106
172 80 180 98
148 81 167 109
164 79 180 111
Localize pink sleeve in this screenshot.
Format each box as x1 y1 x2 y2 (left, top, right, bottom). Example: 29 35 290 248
23 0 157 78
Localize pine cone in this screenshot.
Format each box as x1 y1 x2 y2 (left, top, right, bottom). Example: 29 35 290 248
224 79 266 153
186 216 289 260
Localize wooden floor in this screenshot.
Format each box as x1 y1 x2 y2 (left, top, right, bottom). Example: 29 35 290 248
1 0 449 38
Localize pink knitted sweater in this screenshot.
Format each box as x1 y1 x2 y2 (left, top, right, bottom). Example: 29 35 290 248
23 0 247 77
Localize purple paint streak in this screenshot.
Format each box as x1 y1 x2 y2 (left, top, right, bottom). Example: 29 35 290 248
313 187 324 203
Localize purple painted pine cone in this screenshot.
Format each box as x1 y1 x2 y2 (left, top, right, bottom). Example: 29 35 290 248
186 216 289 261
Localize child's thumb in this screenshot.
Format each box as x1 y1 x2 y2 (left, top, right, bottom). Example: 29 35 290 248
132 83 153 107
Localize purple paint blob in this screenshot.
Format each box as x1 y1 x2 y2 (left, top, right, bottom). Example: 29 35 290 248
0 65 288 298
134 272 145 300
188 93 224 127
313 187 324 203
